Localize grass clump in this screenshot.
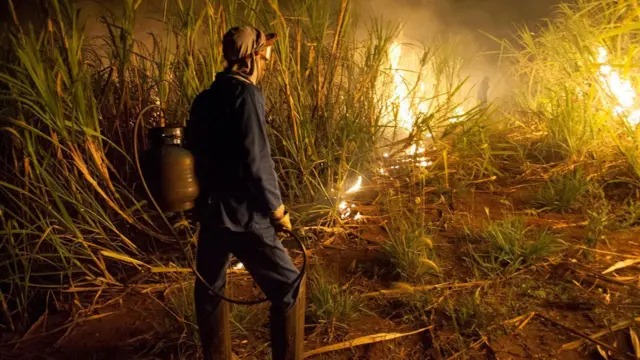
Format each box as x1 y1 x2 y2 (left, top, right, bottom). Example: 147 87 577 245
383 228 439 282
533 169 588 212
308 270 360 333
618 197 640 228
585 202 611 249
468 217 560 275
382 197 439 282
230 303 266 336
441 292 488 340
163 281 198 343
396 291 436 325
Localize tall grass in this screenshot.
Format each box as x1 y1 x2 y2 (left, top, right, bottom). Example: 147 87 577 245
5 0 628 333
0 0 158 325
308 270 360 336
0 0 477 327
533 168 589 212
467 217 560 275
504 0 640 172
381 191 440 282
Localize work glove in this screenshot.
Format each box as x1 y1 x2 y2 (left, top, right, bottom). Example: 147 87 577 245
270 204 292 232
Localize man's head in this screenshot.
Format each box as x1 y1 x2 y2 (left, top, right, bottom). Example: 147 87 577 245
222 26 277 84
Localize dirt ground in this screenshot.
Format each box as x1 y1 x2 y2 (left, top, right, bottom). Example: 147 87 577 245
2 175 640 360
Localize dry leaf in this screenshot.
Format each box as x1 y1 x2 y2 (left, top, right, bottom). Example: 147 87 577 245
421 258 439 272
562 317 640 350
596 345 609 359
151 267 192 273
630 328 640 358
392 282 415 291
100 250 148 268
303 327 431 358
422 236 433 248
603 259 640 274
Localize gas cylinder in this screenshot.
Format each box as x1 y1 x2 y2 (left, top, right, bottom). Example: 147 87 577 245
142 127 199 213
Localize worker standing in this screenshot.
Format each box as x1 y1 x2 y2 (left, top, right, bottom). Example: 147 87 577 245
477 76 490 109
185 26 305 360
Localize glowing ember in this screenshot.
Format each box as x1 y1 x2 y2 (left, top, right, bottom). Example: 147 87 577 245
345 176 363 194
407 144 426 155
338 201 348 210
383 152 389 158
597 46 640 126
418 160 433 167
353 212 362 221
232 262 244 270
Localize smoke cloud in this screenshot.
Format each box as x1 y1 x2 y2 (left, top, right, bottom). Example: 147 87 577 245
3 0 564 100
357 0 563 100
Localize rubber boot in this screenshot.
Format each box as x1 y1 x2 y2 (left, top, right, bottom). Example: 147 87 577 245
197 291 233 360
270 276 306 360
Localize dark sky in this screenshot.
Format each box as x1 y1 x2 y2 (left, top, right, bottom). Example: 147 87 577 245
361 0 562 49
2 0 565 94
3 0 563 39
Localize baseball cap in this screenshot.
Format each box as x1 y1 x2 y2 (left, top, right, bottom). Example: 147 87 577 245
222 26 278 64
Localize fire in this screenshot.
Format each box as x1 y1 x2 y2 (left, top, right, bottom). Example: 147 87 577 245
407 144 426 155
597 46 640 126
385 41 433 134
382 40 469 160
388 42 416 131
345 176 362 194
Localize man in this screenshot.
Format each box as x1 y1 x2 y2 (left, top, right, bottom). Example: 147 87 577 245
185 26 304 360
477 76 490 109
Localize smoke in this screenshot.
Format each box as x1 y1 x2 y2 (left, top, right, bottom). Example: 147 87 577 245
361 0 561 52
3 0 564 101
358 0 564 101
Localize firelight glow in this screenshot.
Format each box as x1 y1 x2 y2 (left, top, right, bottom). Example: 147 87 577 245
345 176 362 194
407 144 426 155
388 42 415 132
597 46 640 126
382 40 466 158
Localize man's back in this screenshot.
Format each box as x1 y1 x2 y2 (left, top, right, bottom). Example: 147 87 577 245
186 72 282 231
191 26 303 360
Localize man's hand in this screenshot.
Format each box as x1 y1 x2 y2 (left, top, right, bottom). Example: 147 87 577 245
271 204 292 231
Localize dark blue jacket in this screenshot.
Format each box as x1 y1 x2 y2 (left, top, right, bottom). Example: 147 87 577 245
185 72 283 231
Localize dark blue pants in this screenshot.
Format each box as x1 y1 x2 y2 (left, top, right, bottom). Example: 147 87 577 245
194 223 301 322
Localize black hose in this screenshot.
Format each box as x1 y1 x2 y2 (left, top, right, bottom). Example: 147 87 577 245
133 108 307 306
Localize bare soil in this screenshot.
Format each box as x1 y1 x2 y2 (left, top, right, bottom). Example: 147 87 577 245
2 178 640 360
